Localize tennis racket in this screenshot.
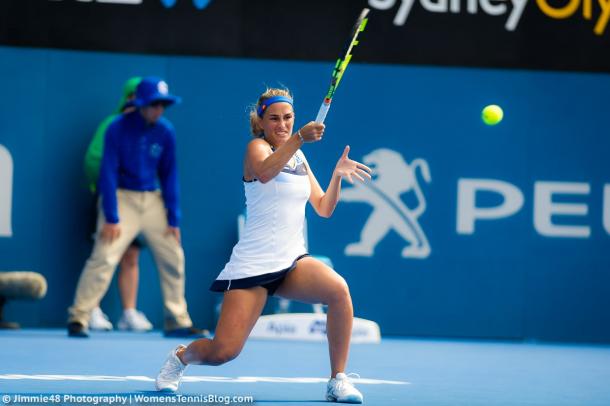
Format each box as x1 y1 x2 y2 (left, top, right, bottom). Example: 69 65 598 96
315 8 369 124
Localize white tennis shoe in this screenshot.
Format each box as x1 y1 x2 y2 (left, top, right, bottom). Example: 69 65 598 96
89 307 113 331
326 372 363 404
117 309 153 332
156 345 187 392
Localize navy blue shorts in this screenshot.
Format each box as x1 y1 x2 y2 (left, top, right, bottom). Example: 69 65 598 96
210 254 310 296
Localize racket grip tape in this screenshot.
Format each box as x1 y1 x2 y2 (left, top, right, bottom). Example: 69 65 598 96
315 100 331 124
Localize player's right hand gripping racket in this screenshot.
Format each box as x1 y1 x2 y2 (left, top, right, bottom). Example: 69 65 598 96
315 8 369 124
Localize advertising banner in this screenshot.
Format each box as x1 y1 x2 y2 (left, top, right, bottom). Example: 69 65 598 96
1 0 609 71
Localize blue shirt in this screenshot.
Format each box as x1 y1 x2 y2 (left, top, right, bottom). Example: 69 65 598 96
99 111 181 227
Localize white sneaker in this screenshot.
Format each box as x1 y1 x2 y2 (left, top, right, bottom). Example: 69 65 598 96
117 309 153 332
89 307 113 331
326 373 363 404
156 345 187 392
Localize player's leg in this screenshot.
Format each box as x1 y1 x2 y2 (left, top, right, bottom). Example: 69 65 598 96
182 287 268 365
156 287 267 392
274 256 353 376
274 257 363 403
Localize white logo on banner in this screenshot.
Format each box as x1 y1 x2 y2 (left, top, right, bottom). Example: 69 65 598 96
0 145 13 237
369 0 610 36
341 148 431 259
457 179 610 238
368 0 528 31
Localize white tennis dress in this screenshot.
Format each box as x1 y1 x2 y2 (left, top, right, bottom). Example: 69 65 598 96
212 149 311 290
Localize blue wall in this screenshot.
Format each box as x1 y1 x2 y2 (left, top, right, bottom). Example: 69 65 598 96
1 46 609 342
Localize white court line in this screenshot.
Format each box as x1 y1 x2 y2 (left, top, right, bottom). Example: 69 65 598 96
0 374 409 385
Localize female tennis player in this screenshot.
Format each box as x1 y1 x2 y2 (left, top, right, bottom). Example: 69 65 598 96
156 88 371 404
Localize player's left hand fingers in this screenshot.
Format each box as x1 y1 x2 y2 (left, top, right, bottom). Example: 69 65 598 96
352 172 366 182
356 161 372 173
356 168 372 179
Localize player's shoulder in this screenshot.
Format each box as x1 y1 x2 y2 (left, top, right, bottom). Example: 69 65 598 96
247 136 272 151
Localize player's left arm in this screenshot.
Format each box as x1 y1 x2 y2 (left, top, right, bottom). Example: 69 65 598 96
306 146 371 218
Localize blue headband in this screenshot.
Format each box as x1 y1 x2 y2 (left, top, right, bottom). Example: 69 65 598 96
257 95 293 118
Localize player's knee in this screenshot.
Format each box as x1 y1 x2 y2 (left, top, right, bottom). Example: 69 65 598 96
329 277 351 305
208 345 241 366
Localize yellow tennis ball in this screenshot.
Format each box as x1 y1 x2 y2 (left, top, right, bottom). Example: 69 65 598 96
482 104 504 126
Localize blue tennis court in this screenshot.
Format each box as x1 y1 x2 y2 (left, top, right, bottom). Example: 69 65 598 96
2 329 610 405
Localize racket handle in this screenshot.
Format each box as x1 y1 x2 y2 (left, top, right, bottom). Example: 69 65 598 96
315 100 331 124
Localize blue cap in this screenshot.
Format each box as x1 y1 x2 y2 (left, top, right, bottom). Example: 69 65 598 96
134 76 182 107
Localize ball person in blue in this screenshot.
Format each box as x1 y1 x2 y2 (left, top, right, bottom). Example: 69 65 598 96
68 77 206 339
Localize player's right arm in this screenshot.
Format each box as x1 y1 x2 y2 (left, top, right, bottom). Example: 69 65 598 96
244 122 324 183
244 137 298 183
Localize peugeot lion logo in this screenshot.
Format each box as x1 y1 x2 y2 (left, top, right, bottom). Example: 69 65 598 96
341 148 432 259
